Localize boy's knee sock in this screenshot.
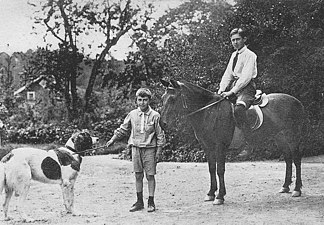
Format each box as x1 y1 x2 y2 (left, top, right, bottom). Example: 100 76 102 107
137 192 143 203
148 196 154 204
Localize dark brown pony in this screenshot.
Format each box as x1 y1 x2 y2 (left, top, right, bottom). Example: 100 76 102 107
160 79 309 205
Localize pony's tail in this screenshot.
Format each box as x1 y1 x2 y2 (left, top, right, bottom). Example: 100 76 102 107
299 113 311 156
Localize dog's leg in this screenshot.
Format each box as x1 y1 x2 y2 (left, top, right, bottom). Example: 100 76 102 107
6 161 34 222
3 188 13 221
0 163 5 194
17 185 35 223
61 180 76 215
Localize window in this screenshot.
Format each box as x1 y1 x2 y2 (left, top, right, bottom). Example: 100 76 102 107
27 91 36 101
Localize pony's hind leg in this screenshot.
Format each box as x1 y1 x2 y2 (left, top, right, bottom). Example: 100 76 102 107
284 128 303 197
280 152 293 193
292 146 302 197
276 131 303 197
275 133 293 193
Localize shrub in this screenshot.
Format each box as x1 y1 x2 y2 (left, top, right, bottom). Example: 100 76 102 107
6 123 79 145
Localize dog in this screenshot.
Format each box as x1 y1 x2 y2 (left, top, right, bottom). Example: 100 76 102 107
0 130 98 222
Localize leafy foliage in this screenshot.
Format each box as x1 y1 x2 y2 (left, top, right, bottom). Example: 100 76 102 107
4 0 324 162
7 123 79 144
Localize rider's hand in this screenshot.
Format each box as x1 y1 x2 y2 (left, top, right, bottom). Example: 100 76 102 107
221 91 235 98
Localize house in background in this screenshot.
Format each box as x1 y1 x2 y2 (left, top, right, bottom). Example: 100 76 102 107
14 76 47 104
13 75 54 122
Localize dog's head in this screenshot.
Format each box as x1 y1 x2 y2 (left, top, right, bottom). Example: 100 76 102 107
65 130 95 156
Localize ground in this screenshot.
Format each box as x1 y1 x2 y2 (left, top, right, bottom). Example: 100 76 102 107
1 154 324 225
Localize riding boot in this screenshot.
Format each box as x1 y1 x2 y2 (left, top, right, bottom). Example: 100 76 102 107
234 104 252 158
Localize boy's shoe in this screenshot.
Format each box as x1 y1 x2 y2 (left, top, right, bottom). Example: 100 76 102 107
129 201 144 212
147 202 155 212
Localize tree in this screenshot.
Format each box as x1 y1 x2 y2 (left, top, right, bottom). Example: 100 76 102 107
115 0 233 93
29 0 151 124
79 0 145 115
22 48 86 120
29 0 86 121
228 0 324 120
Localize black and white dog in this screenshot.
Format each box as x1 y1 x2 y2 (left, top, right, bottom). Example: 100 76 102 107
0 130 98 222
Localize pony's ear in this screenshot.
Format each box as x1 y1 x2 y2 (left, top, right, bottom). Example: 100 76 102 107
170 80 181 88
160 79 170 87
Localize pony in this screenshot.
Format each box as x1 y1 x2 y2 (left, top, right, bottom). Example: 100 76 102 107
160 79 309 205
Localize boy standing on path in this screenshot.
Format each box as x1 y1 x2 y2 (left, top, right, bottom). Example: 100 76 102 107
106 88 166 212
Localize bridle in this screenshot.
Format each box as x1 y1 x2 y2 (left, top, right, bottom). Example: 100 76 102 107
179 92 226 117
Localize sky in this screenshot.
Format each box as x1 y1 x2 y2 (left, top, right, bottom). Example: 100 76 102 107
0 0 186 59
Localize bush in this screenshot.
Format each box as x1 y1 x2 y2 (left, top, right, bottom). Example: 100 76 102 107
6 123 80 145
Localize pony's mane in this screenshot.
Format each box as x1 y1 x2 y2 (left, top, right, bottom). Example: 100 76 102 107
180 80 220 106
181 80 217 96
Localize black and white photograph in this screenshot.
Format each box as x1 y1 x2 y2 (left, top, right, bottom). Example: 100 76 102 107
0 0 323 224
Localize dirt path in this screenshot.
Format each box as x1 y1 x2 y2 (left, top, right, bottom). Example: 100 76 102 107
2 155 324 225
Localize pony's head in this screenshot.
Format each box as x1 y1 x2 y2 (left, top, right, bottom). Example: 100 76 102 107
160 79 220 130
160 79 185 130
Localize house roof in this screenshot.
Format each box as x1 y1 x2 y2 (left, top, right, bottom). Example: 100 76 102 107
14 75 45 96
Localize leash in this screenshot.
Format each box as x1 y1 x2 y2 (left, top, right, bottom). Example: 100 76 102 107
186 97 226 117
71 145 107 155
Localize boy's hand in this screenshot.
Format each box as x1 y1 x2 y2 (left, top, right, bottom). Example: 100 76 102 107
155 147 163 163
106 139 114 147
220 90 234 98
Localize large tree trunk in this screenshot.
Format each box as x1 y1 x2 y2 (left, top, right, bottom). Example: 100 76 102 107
70 54 79 121
83 47 110 114
64 78 73 121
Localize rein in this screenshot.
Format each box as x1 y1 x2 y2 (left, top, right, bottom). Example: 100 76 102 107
184 97 226 117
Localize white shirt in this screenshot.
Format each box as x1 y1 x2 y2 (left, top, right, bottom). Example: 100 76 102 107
219 45 257 94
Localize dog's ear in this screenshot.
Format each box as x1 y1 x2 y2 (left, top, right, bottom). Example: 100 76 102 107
74 131 93 155
71 130 81 143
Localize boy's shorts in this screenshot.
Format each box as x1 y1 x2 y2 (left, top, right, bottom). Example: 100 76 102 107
132 146 157 175
232 80 256 108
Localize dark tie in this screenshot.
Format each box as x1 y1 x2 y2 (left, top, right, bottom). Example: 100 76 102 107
232 52 239 71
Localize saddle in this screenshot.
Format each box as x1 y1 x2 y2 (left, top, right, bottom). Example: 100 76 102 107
230 90 269 148
246 90 269 131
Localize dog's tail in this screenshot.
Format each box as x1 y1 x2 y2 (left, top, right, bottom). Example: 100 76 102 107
0 162 5 193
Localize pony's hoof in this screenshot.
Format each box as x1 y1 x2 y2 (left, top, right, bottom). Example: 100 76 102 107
292 190 301 197
213 199 224 205
204 195 215 201
279 187 290 193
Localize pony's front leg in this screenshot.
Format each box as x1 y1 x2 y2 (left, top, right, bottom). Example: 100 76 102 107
204 152 217 202
214 155 226 205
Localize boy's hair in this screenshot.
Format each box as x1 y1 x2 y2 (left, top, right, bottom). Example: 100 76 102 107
136 88 152 99
230 28 247 38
